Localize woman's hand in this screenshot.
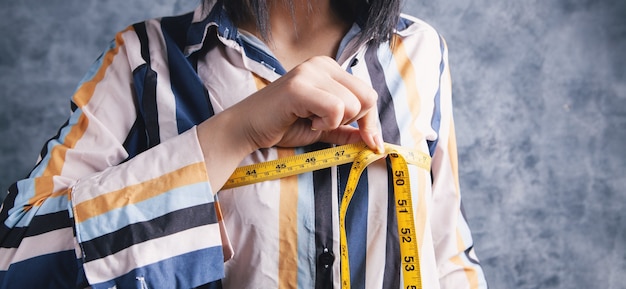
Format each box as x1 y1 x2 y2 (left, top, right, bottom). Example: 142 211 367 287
197 56 382 192
241 56 382 151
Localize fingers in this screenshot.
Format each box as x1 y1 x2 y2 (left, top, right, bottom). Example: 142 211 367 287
294 56 379 130
306 56 382 152
240 56 382 150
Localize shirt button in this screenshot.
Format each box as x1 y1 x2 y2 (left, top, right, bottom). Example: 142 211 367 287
318 248 335 269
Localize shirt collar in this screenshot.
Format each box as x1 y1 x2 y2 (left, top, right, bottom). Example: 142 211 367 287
182 1 423 75
183 1 238 56
183 1 417 58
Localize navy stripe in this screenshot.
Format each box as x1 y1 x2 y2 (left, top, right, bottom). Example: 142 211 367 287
161 16 216 133
134 22 150 64
0 250 79 289
312 143 335 289
1 210 72 249
365 44 403 286
70 99 78 112
89 247 224 289
194 279 223 289
186 11 215 50
133 23 161 148
122 116 149 161
427 35 446 157
0 183 18 246
465 245 481 265
37 118 71 164
365 45 402 145
81 203 217 262
240 40 286 75
396 17 415 32
160 13 193 52
142 67 160 147
209 1 238 41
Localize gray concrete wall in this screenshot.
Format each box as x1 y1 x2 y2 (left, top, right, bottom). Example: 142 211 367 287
1 0 624 288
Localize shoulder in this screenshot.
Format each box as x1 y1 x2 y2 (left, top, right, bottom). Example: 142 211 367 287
394 14 446 45
388 13 448 63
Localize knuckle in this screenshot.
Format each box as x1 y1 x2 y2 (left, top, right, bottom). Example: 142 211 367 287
327 102 345 127
332 101 346 117
362 88 378 108
345 100 361 119
288 76 305 89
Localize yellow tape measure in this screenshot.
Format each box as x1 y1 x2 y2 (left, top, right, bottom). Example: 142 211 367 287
224 142 431 289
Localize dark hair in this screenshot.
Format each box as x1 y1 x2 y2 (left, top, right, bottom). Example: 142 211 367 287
221 0 402 47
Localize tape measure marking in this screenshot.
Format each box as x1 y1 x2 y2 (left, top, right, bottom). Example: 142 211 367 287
390 152 422 289
223 142 430 289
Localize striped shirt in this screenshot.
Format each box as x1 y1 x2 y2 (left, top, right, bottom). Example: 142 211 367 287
0 2 488 289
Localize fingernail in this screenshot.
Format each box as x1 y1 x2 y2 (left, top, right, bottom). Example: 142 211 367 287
373 134 384 154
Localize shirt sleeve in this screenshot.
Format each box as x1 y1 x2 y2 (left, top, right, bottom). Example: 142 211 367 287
429 37 489 289
0 26 225 289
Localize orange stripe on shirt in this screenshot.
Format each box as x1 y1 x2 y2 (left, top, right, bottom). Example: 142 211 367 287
390 35 424 145
253 72 271 88
452 228 481 289
415 168 428 255
73 27 132 108
30 114 89 207
277 148 299 289
252 73 299 287
73 162 207 223
448 115 479 288
30 27 132 206
448 119 461 197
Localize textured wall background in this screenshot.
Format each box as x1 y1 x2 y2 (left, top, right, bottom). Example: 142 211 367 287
1 0 624 288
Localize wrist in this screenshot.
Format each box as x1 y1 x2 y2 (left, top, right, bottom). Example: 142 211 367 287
197 108 258 192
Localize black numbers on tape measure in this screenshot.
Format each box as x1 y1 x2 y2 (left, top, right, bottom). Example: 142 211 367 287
406 286 418 289
395 170 406 186
246 169 256 176
305 157 316 163
276 163 287 170
397 199 409 214
335 150 345 157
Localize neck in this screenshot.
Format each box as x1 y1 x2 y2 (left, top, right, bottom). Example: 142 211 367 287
239 0 352 70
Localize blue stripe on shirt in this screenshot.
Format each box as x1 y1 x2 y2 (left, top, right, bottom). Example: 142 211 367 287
5 108 84 229
161 14 216 133
427 35 446 156
81 203 217 262
0 250 79 289
88 247 225 289
76 182 214 242
296 169 316 289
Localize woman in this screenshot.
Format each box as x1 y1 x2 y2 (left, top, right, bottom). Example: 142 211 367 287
0 0 488 288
